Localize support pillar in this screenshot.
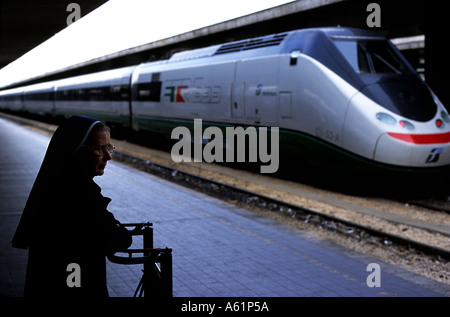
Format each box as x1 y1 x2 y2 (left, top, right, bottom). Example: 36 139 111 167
425 4 450 110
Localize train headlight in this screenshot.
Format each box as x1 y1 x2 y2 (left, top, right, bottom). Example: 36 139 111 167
376 112 396 125
436 119 444 128
399 120 415 130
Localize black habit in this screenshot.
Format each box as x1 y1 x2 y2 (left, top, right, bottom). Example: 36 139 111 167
12 116 132 297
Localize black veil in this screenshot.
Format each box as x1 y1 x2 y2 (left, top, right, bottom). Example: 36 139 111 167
12 115 100 249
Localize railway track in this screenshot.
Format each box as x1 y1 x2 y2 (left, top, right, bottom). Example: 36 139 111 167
113 150 450 262
406 198 450 215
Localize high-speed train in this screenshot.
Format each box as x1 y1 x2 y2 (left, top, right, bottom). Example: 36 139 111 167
1 27 450 177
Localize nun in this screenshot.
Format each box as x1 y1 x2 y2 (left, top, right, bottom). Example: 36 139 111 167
12 115 132 298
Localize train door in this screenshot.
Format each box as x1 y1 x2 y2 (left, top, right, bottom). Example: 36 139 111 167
234 56 279 125
119 74 132 128
232 61 244 119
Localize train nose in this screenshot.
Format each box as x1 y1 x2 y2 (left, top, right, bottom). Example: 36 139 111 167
360 76 437 122
374 132 450 167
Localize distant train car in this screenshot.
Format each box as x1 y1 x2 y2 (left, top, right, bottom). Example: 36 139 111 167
54 66 135 128
22 81 55 116
1 27 449 176
0 87 24 112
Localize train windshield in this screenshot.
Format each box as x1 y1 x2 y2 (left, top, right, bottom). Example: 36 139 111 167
333 39 413 75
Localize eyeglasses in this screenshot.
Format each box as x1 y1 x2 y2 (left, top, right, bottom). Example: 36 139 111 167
84 144 115 156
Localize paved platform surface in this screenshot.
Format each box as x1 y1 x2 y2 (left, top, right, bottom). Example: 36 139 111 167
1 116 449 298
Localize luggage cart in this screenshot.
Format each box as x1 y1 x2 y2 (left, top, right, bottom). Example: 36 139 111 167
107 222 172 298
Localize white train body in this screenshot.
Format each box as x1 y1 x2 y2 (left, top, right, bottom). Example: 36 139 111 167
1 27 449 174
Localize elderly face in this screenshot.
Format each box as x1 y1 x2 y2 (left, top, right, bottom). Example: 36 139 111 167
85 130 113 177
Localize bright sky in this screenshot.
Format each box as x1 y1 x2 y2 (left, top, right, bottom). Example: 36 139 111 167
0 0 293 88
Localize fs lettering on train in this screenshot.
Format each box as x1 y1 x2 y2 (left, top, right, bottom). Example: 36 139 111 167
425 147 443 163
164 85 221 103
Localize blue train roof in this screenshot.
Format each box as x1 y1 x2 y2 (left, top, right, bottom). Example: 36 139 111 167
166 27 386 64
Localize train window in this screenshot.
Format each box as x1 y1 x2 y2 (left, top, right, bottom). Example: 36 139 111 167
89 88 104 101
333 39 412 75
334 41 358 72
333 40 371 73
106 85 129 101
364 40 411 74
134 81 162 102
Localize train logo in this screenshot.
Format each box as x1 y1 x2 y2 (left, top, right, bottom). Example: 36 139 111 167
164 84 222 104
425 148 443 163
164 85 188 103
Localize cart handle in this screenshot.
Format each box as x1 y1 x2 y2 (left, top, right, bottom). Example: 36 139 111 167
108 247 172 265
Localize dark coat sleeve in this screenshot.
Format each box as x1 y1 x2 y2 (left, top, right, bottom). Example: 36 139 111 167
64 186 132 256
102 209 132 255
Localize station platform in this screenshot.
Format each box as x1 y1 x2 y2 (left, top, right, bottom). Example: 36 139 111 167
1 116 449 299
